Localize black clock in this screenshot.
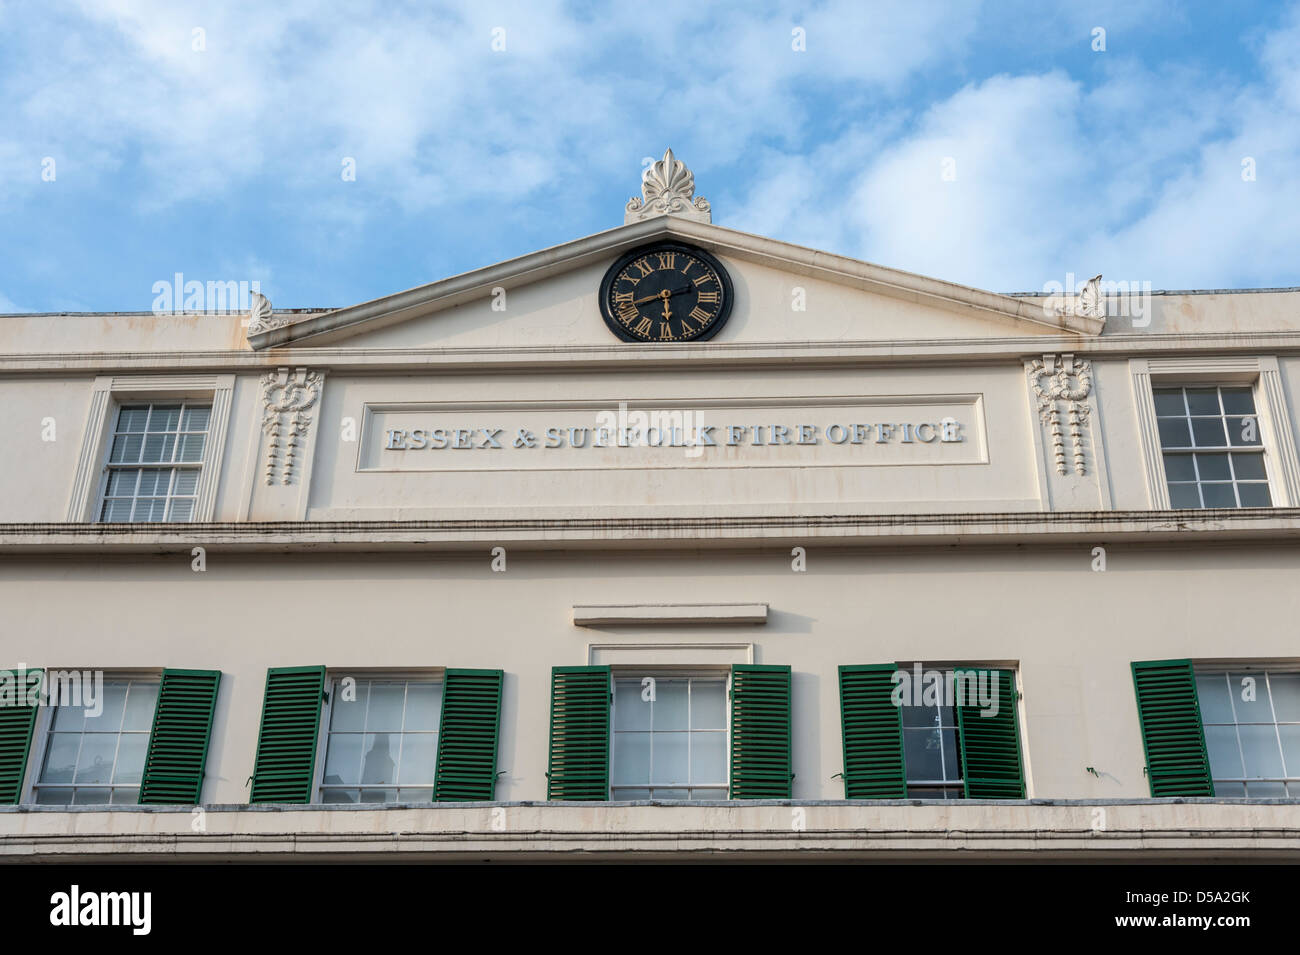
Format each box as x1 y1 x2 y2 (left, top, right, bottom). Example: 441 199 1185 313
599 242 733 343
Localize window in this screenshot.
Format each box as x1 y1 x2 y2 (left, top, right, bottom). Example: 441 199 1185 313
1197 669 1300 797
100 403 211 521
1154 386 1270 508
611 676 728 800
33 678 159 805
902 681 964 800
319 677 442 803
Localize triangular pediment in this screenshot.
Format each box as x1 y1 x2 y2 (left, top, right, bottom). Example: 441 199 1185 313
247 216 1102 352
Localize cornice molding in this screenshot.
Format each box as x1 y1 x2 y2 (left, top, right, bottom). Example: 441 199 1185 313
6 330 1300 376
4 509 1300 554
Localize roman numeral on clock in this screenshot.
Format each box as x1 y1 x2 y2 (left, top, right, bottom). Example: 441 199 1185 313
634 258 655 278
696 290 719 304
689 306 711 324
692 273 712 287
657 252 676 270
633 316 653 336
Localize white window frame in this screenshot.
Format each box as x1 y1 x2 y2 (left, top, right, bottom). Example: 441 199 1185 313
68 374 235 522
608 667 731 801
1196 664 1300 798
1130 356 1300 508
23 669 163 806
312 669 445 805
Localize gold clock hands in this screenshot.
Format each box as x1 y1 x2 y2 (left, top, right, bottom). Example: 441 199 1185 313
630 285 692 306
661 295 673 322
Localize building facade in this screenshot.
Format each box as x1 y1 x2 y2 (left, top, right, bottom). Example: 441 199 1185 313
2 152 1298 861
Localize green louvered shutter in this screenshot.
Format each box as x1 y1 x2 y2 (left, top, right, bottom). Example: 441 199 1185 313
0 669 42 804
1132 659 1213 797
434 669 504 801
729 664 792 799
839 664 906 798
956 668 1025 798
139 669 222 805
250 666 326 804
546 666 610 800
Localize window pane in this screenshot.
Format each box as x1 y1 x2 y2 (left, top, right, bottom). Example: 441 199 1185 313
167 499 194 521
1278 725 1300 776
358 788 397 804
177 433 206 462
396 734 437 784
182 406 211 431
612 732 650 785
1200 483 1236 508
693 788 728 800
1191 418 1226 447
403 683 441 732
117 407 149 432
1230 452 1266 481
1237 483 1272 507
105 468 139 496
1184 388 1221 415
366 684 405 731
101 499 134 522
614 788 650 800
1215 781 1246 797
35 787 74 805
1226 417 1262 446
1230 672 1273 722
904 727 945 780
1237 724 1284 777
74 734 117 784
652 681 688 731
135 496 168 521
1204 725 1243 778
85 682 127 729
122 683 158 731
149 406 182 431
142 432 177 463
653 732 688 784
359 733 398 785
902 704 940 728
331 682 369 731
1168 483 1201 509
1245 781 1286 797
1157 417 1191 447
1162 454 1196 482
321 788 358 804
1269 673 1300 721
40 734 79 783
614 681 650 731
172 469 199 495
1152 389 1186 416
690 731 727 784
1195 673 1234 723
109 434 143 464
322 733 362 785
111 788 139 805
73 787 112 806
1194 453 1230 481
1219 388 1255 415
112 734 148 784
941 729 960 781
691 681 726 729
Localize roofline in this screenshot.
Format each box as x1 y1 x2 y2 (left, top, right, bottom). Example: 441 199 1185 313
244 216 1106 349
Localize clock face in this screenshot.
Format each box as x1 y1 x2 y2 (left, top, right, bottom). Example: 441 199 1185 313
599 242 733 343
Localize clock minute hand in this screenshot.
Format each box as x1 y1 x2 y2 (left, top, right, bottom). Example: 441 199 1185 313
631 285 692 306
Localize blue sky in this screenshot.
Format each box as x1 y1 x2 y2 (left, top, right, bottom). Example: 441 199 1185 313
1 0 1298 313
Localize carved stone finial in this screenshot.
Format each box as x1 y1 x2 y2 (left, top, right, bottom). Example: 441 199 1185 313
625 148 711 224
1053 274 1105 320
246 291 288 337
